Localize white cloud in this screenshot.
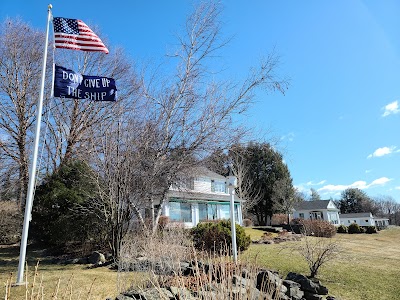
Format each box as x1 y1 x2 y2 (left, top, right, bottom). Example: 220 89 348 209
318 177 392 194
281 132 295 142
382 100 399 117
306 180 326 186
369 177 391 186
367 146 398 158
365 169 372 174
395 186 400 190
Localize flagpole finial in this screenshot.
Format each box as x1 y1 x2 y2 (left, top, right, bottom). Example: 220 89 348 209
48 4 52 9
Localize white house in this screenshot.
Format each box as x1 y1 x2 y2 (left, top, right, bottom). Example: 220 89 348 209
340 212 390 229
293 201 390 229
339 212 375 227
162 167 244 228
292 200 340 226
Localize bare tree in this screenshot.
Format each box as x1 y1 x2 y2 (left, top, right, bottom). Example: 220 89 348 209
95 0 288 234
229 145 263 215
43 47 136 173
373 195 400 225
0 18 45 207
296 234 340 278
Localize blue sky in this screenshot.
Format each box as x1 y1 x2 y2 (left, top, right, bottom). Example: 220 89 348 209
1 1 400 202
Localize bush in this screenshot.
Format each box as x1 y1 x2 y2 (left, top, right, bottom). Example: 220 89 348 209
158 216 170 230
0 201 22 244
348 223 362 234
296 219 336 238
365 226 377 234
191 220 251 253
337 224 347 233
271 214 288 225
31 160 106 252
242 218 253 227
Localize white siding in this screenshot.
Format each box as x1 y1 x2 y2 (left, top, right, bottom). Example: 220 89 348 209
293 209 340 226
340 217 374 226
193 176 228 195
193 177 212 193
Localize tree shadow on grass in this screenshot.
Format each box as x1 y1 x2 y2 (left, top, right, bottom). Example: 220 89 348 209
0 243 68 268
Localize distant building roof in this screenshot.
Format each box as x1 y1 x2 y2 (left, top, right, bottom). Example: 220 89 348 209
294 200 337 211
339 212 373 218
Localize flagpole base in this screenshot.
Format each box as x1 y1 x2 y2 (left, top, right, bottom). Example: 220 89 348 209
12 282 28 287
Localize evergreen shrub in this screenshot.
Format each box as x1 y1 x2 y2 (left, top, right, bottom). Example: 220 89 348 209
348 223 362 234
30 160 105 252
191 220 251 254
337 224 347 233
365 226 377 234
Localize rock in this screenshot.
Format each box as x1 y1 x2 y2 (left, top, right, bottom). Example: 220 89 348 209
170 286 197 300
232 274 252 288
78 257 88 264
303 291 323 300
285 272 328 295
197 290 217 299
283 280 304 300
118 288 174 300
326 296 336 300
115 295 134 300
230 285 247 299
141 288 174 300
256 270 287 295
88 251 106 265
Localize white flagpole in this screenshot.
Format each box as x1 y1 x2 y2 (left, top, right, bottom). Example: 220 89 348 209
16 4 53 285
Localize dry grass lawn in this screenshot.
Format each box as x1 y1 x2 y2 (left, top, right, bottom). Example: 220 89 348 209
244 226 400 300
0 244 120 300
2 227 400 300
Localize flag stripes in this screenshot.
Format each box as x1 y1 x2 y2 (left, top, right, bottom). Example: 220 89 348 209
53 17 109 54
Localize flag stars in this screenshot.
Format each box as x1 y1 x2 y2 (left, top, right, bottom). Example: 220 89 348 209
53 17 79 35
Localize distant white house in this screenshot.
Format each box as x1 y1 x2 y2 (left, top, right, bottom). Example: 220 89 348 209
162 167 244 228
340 212 389 229
292 200 340 226
339 212 375 227
292 201 390 229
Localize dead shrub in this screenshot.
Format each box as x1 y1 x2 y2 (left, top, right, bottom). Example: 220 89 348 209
117 224 192 292
271 214 288 225
0 201 22 244
293 219 336 238
242 218 253 227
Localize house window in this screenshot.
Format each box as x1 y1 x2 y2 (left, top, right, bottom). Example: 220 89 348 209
299 213 304 219
169 202 192 222
365 219 368 223
219 204 239 222
328 212 338 225
310 211 323 220
211 180 227 193
199 203 218 221
354 220 357 223
348 220 350 223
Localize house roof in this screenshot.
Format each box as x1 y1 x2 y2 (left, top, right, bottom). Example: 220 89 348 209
339 212 372 218
293 200 337 211
167 189 243 203
192 166 226 180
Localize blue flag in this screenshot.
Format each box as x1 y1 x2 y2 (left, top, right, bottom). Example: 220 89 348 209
53 65 117 101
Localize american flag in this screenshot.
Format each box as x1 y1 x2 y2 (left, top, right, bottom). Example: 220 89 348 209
53 17 109 54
